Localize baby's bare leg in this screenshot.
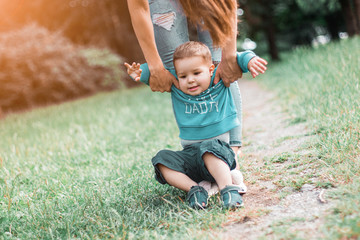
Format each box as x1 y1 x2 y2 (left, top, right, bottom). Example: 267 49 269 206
158 164 197 192
231 146 240 170
203 152 232 190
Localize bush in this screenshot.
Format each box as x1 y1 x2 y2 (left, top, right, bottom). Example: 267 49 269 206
0 24 124 114
0 0 144 64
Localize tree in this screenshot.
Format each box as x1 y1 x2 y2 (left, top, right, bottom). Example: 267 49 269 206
339 0 360 36
0 0 143 63
295 0 344 40
239 0 349 61
240 0 280 61
356 0 360 31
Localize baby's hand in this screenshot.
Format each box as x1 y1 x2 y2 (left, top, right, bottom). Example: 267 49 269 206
248 57 268 78
124 62 142 81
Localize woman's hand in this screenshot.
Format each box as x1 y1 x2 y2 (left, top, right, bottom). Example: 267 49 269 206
127 0 179 92
214 54 243 87
148 65 179 92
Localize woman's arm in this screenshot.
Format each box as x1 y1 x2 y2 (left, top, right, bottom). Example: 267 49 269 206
213 0 243 87
127 0 178 92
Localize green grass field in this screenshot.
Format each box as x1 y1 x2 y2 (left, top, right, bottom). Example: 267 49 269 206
259 36 360 239
1 36 359 239
0 89 231 239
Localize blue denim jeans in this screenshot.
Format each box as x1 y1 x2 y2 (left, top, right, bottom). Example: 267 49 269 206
149 0 242 147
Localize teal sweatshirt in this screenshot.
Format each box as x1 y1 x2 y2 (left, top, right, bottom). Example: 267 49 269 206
139 50 256 140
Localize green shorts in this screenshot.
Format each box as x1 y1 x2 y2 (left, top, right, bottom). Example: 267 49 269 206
151 139 236 184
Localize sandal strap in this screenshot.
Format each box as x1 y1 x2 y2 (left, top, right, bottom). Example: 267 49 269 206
186 185 208 209
186 185 208 201
220 185 241 195
220 185 243 209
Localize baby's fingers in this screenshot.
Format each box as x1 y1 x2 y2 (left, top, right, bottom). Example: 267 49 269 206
250 62 265 74
124 62 131 69
255 62 267 73
253 58 267 72
131 62 141 69
249 67 259 78
257 57 268 66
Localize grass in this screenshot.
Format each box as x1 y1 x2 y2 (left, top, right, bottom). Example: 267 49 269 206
0 88 231 239
261 37 360 180
1 36 359 239
258 36 360 239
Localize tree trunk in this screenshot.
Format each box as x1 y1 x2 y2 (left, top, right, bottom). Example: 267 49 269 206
339 0 359 36
325 12 343 40
354 0 360 34
264 18 279 61
260 0 279 61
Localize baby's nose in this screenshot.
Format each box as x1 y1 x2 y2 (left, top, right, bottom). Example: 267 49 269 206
188 76 195 82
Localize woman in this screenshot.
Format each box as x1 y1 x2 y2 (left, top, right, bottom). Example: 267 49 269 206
127 0 244 160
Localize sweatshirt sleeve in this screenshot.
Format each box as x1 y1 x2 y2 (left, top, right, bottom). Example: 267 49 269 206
139 63 150 85
237 50 257 73
139 63 177 86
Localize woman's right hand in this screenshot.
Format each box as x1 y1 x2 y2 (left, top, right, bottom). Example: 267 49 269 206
149 65 179 92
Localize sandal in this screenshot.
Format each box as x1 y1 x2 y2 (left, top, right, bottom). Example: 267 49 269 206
220 185 244 209
186 185 208 209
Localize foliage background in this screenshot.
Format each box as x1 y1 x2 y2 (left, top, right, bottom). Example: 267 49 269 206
1 0 359 115
0 24 124 113
0 0 138 115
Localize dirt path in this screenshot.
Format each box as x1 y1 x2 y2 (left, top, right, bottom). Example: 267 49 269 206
217 80 334 239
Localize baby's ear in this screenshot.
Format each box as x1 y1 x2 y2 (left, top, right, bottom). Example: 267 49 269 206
209 64 215 76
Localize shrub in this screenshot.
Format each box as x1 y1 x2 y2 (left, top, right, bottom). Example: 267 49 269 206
0 24 124 114
0 0 144 64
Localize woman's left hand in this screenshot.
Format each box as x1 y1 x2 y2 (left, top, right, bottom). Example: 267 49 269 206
214 54 243 87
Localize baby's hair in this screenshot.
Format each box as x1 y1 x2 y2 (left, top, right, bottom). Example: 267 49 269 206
173 41 212 65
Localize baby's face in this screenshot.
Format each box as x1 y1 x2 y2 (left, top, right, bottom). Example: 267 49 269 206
175 56 214 96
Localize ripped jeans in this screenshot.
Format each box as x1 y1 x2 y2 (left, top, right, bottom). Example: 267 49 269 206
149 0 242 147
